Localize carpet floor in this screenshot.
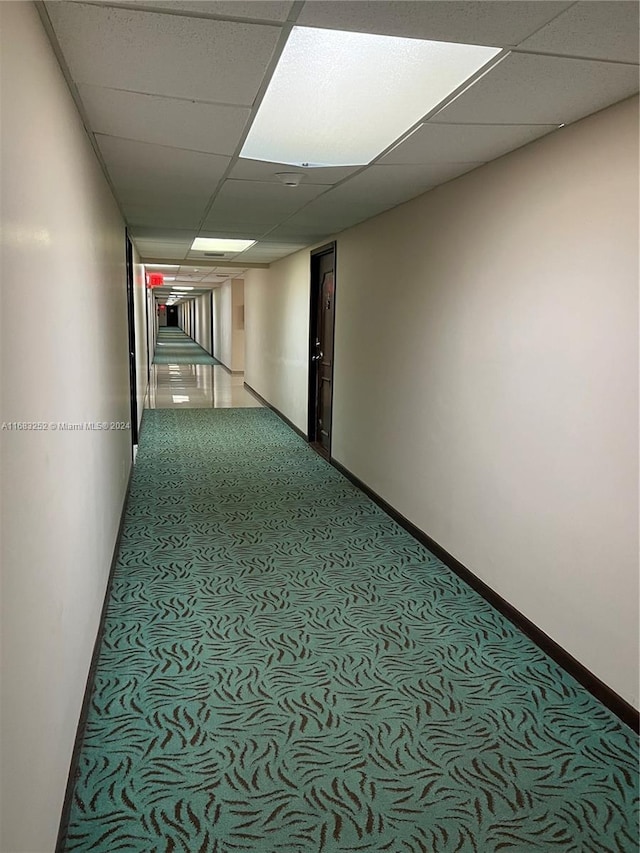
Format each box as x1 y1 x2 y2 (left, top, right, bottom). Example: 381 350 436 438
63 409 639 852
153 327 219 365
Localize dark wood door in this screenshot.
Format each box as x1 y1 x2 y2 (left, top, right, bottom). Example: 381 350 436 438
309 243 336 455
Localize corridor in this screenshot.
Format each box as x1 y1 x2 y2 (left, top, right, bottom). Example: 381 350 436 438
57 332 639 852
148 328 263 410
2 3 638 851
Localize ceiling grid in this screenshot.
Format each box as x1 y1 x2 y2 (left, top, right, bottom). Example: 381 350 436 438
39 0 638 279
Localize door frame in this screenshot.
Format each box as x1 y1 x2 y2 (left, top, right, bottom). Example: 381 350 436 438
124 231 139 449
307 241 337 455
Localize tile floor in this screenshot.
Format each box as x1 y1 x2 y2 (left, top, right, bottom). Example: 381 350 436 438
146 363 264 410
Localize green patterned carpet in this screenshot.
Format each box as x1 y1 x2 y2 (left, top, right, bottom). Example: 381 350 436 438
153 327 219 365
63 409 639 852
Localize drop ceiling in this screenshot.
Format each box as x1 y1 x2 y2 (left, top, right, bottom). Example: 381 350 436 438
146 263 248 302
41 0 639 266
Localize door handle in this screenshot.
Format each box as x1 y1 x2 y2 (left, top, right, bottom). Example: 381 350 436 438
312 351 323 361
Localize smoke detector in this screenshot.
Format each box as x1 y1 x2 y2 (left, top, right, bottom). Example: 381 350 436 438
275 172 304 187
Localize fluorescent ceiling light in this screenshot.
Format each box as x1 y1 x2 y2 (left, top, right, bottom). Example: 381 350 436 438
147 264 179 269
173 286 194 291
241 27 500 167
191 237 256 252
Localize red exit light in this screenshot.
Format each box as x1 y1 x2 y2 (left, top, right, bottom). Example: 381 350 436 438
147 273 164 287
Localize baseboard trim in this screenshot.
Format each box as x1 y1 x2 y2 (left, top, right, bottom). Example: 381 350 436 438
217 360 242 375
329 457 639 733
243 382 307 441
55 460 136 852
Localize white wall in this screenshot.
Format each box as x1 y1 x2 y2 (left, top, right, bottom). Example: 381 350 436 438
232 280 246 372
180 301 191 336
243 97 639 708
245 256 311 429
0 4 134 851
213 280 245 371
132 245 149 427
193 291 212 354
220 282 233 368
213 287 223 362
148 284 159 353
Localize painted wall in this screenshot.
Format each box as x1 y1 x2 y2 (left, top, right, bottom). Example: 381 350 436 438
157 300 167 327
193 291 213 354
243 97 639 708
132 246 149 427
212 280 246 371
181 301 191 336
231 280 246 372
220 283 233 367
245 256 310 429
213 287 223 363
148 285 159 355
0 4 132 851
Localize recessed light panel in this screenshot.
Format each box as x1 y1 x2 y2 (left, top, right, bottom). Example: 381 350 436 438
241 27 501 167
191 238 256 252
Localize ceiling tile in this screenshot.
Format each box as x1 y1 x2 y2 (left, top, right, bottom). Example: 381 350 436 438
265 226 333 243
137 246 191 259
296 1 572 46
97 135 228 209
203 180 330 229
199 267 247 280
135 239 193 251
294 162 482 223
432 53 639 125
289 199 384 231
199 227 268 238
201 273 232 282
125 206 202 229
79 85 250 155
128 226 196 241
380 122 557 165
47 2 281 104
186 249 251 260
177 265 208 275
127 205 202 228
517 1 640 64
241 241 309 251
110 1 295 22
239 248 307 262
229 158 360 184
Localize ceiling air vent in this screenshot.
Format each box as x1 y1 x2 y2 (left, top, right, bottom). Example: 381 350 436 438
204 252 226 257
